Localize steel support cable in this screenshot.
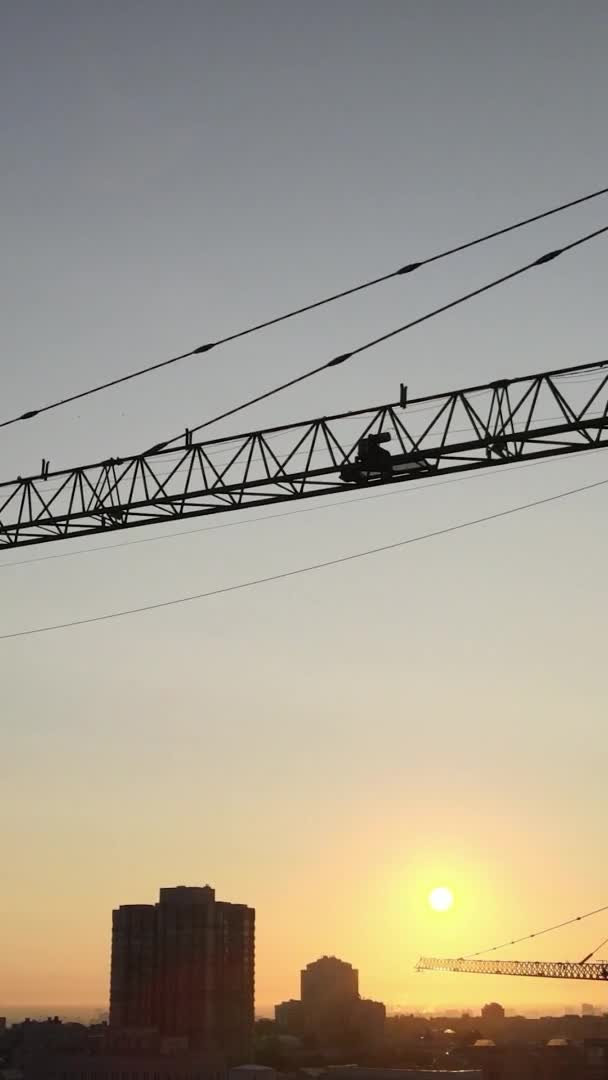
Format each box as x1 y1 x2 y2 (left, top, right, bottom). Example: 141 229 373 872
463 901 608 960
1 474 606 641
2 184 608 435
581 935 608 964
153 225 608 452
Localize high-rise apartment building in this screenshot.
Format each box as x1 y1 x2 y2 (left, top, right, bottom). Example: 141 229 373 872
110 885 254 1060
110 904 157 1030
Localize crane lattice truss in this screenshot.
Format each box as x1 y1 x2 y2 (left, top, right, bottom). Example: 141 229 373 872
2 358 608 549
416 957 608 982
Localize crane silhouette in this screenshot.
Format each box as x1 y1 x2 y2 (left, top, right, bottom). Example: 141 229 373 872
1 356 607 550
417 902 608 982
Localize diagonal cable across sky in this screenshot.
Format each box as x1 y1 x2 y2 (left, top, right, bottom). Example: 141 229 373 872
1 183 607 437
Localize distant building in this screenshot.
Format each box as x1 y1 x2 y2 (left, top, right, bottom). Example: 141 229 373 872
110 884 254 1060
301 957 359 1010
8 1019 224 1079
583 1003 597 1016
275 999 304 1033
275 956 385 1049
11 1017 89 1060
481 1002 505 1021
9 1018 93 1077
355 998 386 1043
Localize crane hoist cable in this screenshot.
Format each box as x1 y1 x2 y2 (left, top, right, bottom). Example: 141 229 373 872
580 934 608 964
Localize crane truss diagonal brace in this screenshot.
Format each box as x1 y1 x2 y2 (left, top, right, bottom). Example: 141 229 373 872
1 359 608 549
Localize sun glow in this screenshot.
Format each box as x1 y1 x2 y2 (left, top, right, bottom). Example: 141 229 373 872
429 886 454 912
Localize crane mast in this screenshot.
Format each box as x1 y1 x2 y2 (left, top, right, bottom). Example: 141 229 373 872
416 956 608 982
1 358 607 550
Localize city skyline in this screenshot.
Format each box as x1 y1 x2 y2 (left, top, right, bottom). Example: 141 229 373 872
2 0 608 1021
4 878 608 1018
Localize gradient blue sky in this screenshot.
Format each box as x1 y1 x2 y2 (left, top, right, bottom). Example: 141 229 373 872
2 1 608 1015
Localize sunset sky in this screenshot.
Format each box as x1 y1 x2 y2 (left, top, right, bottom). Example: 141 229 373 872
2 1 608 1017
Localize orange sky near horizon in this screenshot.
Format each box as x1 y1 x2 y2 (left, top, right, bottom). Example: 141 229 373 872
4 817 608 1014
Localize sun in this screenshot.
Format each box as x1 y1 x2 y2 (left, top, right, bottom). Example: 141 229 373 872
428 886 454 912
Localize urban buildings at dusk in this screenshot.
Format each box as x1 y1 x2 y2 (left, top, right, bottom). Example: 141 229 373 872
4 886 608 1079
